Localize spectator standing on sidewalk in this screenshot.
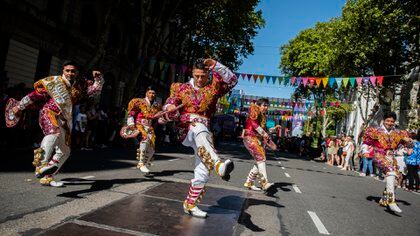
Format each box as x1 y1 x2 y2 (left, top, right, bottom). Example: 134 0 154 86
360 143 374 176
405 134 419 192
75 105 88 150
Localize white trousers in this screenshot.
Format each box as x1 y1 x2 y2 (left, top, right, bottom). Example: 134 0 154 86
138 126 155 163
39 127 70 175
182 123 219 187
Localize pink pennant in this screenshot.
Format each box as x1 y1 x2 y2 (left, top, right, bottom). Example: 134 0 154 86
291 77 296 85
302 77 308 87
369 76 376 86
356 77 363 86
181 65 188 73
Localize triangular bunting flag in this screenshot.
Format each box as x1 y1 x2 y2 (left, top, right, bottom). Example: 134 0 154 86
240 74 246 79
322 77 329 88
159 61 166 70
170 64 176 72
349 77 356 87
328 77 336 88
265 75 271 84
362 77 370 86
272 76 277 84
259 75 265 83
335 78 343 88
377 76 384 86
296 77 302 86
246 74 252 81
369 76 376 86
315 78 322 87
181 65 188 73
149 59 157 73
284 77 290 85
234 73 240 79
308 77 315 87
252 74 259 83
342 77 349 88
356 77 363 86
291 77 296 86
278 76 283 85
302 77 308 87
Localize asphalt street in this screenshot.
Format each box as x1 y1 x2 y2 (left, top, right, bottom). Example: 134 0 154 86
0 141 419 235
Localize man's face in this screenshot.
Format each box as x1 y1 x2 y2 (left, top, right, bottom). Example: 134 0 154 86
192 68 209 88
383 117 395 130
259 103 269 113
146 90 156 101
62 65 78 81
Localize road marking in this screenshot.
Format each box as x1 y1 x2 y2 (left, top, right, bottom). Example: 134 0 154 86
281 166 285 170
292 184 302 193
81 176 95 180
307 211 329 235
168 159 177 162
74 219 151 236
278 161 282 165
284 173 291 178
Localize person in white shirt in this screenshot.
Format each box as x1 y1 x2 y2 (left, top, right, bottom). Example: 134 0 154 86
341 135 355 171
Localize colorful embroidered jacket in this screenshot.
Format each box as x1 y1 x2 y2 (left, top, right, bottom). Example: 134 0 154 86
362 125 409 173
126 97 162 143
17 75 103 135
164 62 237 140
244 104 268 139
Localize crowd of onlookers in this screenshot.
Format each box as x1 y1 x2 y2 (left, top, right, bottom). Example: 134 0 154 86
315 133 420 193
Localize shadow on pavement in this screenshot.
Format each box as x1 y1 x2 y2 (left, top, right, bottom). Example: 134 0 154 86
149 169 194 177
238 197 285 232
0 147 182 173
57 177 164 199
366 196 410 217
265 182 293 197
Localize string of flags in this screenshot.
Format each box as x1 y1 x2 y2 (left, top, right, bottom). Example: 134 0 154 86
234 73 385 88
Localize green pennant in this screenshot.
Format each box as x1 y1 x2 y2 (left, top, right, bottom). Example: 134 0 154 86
342 77 349 88
278 76 283 85
283 77 290 85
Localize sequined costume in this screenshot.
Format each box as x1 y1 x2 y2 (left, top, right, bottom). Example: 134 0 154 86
162 61 237 218
363 124 409 212
243 104 273 191
126 97 161 173
14 75 103 186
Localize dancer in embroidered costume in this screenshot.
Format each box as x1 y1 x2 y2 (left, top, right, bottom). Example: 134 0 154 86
362 111 411 213
5 61 103 187
159 58 237 218
123 86 162 174
243 98 278 192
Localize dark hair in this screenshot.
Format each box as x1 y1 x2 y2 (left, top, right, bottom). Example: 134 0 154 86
383 111 397 121
146 86 155 92
193 58 206 70
256 98 269 105
62 60 79 70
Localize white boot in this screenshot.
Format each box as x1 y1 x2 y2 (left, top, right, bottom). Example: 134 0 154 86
137 162 150 174
36 164 59 178
244 182 262 191
183 201 207 218
385 174 402 213
215 159 234 181
40 176 64 187
257 161 273 191
244 165 261 190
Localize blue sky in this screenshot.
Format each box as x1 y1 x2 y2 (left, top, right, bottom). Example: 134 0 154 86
235 0 346 98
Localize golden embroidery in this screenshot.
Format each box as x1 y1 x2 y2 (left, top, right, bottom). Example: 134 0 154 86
197 146 215 170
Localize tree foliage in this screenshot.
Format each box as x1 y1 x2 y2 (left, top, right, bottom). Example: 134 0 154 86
280 0 419 79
